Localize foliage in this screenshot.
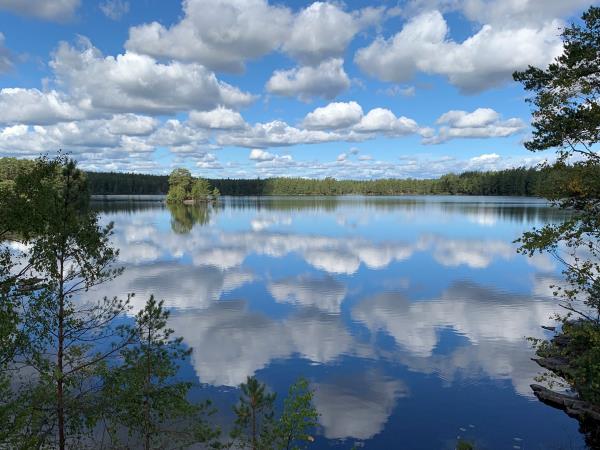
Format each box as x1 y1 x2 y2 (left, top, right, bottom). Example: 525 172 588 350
77 164 599 197
231 376 277 449
166 184 188 204
165 167 217 204
1 155 132 449
231 377 318 450
273 379 318 450
168 168 193 193
99 296 219 449
513 4 600 416
535 320 600 404
191 178 212 202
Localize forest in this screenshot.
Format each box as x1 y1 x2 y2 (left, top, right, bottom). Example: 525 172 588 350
80 165 580 197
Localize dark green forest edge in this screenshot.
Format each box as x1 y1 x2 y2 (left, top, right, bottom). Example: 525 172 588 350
82 165 598 197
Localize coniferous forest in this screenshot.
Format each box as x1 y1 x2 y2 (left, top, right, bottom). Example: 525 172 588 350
79 165 586 197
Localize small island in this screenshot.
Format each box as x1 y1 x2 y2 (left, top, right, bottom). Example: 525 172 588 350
166 168 220 204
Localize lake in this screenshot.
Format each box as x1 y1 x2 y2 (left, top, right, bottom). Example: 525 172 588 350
92 196 585 449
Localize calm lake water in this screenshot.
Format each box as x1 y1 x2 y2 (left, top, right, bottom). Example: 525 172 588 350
92 196 585 449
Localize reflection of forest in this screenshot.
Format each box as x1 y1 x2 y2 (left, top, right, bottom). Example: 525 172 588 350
91 199 165 214
224 196 570 223
92 196 571 224
168 203 213 234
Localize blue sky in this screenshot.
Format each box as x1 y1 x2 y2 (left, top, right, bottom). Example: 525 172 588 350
0 0 594 178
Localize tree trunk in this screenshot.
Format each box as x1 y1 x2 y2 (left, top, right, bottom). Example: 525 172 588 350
57 256 66 450
144 326 151 450
252 402 257 450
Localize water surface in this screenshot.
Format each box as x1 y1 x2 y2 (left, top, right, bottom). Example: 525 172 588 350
93 196 584 449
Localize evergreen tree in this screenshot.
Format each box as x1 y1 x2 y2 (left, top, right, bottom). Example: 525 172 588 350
513 6 600 444
231 377 318 450
99 296 218 449
191 178 211 202
6 156 133 449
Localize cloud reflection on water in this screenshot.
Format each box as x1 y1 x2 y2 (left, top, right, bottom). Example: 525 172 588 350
91 198 573 443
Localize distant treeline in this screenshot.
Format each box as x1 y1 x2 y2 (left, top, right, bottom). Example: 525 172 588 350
0 159 585 197
85 166 574 197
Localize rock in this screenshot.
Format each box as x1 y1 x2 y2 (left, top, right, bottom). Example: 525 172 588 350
531 384 600 423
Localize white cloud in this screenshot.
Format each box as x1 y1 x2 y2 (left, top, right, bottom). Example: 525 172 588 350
99 0 129 20
336 153 347 162
249 149 275 161
218 120 341 149
266 58 350 101
147 119 208 153
50 39 255 115
189 106 246 130
195 153 222 169
353 108 420 136
0 119 157 161
125 0 292 72
303 101 364 130
355 10 563 93
458 0 591 27
437 107 499 128
0 88 84 125
0 0 80 21
424 108 525 144
283 2 383 65
107 114 158 136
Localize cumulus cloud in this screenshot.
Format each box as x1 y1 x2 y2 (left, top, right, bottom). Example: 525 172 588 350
249 149 275 161
218 120 341 149
106 114 158 136
0 0 80 21
0 119 160 166
456 0 591 27
424 108 525 144
50 39 255 115
355 10 563 93
266 58 350 101
99 0 129 20
303 101 364 130
195 153 222 169
283 2 383 65
147 119 208 153
126 1 383 71
189 106 246 130
353 108 421 136
126 0 292 72
0 88 84 125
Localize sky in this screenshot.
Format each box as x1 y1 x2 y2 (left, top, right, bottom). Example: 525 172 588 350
0 0 595 179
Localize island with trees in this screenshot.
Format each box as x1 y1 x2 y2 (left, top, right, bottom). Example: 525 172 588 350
165 168 220 204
